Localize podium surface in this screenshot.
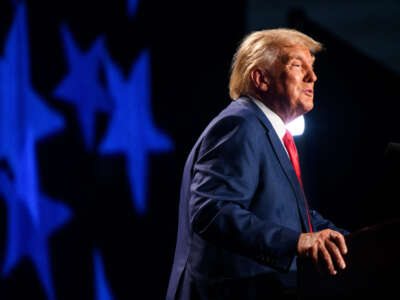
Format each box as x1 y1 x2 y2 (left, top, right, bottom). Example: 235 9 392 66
298 219 400 297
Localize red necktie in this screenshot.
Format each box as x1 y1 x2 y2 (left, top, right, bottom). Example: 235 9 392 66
283 130 313 232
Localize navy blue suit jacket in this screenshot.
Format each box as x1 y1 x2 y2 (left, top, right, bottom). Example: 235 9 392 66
166 97 347 300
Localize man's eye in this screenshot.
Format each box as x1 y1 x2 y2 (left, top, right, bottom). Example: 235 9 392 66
293 64 301 67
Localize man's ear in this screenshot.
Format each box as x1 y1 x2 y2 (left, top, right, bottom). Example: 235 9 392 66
250 67 270 92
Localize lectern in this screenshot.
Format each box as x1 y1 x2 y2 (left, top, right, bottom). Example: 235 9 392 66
298 219 400 298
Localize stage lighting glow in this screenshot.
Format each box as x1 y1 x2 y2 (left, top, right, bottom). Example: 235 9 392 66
287 115 305 136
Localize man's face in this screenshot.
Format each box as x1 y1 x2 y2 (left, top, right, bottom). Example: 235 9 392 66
269 45 317 123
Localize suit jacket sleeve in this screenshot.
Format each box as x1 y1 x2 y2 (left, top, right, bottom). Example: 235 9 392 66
310 210 349 235
190 115 300 272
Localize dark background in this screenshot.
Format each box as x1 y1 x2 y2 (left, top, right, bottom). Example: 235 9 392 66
0 0 399 299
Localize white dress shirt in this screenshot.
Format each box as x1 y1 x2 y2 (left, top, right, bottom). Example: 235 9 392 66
247 95 287 149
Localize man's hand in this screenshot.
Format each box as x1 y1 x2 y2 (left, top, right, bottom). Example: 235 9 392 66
297 229 348 275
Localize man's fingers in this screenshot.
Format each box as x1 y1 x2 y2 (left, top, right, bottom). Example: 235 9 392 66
311 245 322 274
326 240 346 270
319 244 336 275
330 232 348 255
299 231 347 276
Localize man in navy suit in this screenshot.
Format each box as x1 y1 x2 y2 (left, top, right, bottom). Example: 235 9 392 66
167 29 349 300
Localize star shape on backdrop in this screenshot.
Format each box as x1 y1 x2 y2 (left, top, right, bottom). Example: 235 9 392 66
0 3 65 184
93 250 116 300
0 4 71 300
0 135 72 300
100 50 173 214
53 24 113 150
127 0 139 17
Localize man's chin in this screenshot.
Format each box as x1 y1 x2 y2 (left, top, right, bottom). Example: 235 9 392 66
301 101 314 115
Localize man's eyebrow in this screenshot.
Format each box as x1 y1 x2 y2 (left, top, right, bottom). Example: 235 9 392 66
288 55 315 65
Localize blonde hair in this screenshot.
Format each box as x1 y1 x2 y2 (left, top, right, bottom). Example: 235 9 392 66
229 28 322 100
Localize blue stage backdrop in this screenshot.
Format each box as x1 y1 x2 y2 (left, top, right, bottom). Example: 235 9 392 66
0 1 180 299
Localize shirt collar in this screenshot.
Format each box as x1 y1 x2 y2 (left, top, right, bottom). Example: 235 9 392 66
247 95 287 141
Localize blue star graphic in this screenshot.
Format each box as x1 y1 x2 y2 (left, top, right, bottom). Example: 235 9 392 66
0 3 64 179
53 24 112 150
127 0 139 17
0 135 72 300
100 50 173 214
93 250 116 300
0 4 71 300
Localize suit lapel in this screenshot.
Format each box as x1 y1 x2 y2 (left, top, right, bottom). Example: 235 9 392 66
237 97 309 232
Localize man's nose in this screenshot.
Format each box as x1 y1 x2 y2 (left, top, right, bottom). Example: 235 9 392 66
305 69 317 83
